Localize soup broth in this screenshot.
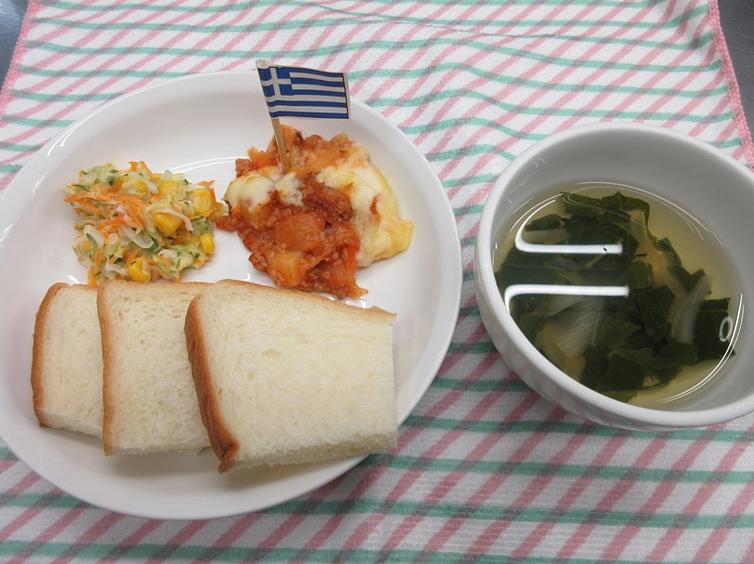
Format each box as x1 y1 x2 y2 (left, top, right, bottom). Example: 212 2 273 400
493 183 743 408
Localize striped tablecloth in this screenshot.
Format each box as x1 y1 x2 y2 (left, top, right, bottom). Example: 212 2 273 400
2 1 754 561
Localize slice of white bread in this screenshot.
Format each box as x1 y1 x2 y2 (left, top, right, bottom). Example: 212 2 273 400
98 281 210 455
31 283 103 437
185 280 397 472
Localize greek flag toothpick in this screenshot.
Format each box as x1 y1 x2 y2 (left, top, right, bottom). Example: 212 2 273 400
256 60 351 172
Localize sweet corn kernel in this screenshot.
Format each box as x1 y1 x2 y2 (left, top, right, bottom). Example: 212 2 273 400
127 257 150 283
199 232 215 254
130 178 148 194
152 212 183 236
191 188 213 215
158 181 178 197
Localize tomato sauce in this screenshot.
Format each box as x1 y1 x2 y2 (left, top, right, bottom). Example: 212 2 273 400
218 128 365 298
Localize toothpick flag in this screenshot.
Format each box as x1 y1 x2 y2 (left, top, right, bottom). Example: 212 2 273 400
256 60 350 119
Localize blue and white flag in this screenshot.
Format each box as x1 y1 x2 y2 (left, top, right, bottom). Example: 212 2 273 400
256 61 350 120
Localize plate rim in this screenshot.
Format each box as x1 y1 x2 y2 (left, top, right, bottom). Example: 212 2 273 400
0 71 463 519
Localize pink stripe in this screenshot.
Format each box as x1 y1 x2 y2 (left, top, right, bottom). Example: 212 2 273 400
464 409 576 555
554 436 667 559
0 458 18 474
0 472 43 541
709 0 754 168
7 506 85 563
51 512 123 564
144 520 209 564
0 0 40 117
468 2 532 34
552 1 705 134
513 437 633 558
688 95 734 138
409 0 625 147
136 3 260 76
286 2 379 73
191 513 262 563
205 2 311 75
253 474 347 553
598 435 711 560
387 1 574 128
437 0 675 189
0 0 104 100
341 352 512 550
116 520 161 545
0 0 202 155
558 22 703 137
328 2 428 77
4 0 181 120
648 437 753 561
383 390 544 552
507 433 598 558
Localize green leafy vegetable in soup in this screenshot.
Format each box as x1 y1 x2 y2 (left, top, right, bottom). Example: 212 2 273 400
495 187 739 405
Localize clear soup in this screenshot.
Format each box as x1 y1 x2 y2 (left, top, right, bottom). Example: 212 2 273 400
493 183 743 408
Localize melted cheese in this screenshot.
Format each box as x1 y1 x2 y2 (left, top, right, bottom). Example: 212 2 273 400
224 172 302 211
316 148 413 267
276 173 304 206
226 141 412 268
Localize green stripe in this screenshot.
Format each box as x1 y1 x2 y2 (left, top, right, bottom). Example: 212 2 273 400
382 455 754 484
0 541 650 563
10 89 118 103
3 114 74 127
375 92 734 121
452 203 486 215
10 87 730 131
448 341 495 353
4 421 754 482
405 415 754 443
0 127 738 160
27 14 714 53
446 174 497 188
459 305 481 317
0 140 43 152
369 82 725 115
296 2 707 30
275 499 754 528
0 164 22 173
40 0 649 11
7 95 730 129
432 378 510 392
2 493 753 528
426 144 516 162
18 58 724 101
18 65 185 79
374 78 725 110
460 235 475 248
22 29 718 75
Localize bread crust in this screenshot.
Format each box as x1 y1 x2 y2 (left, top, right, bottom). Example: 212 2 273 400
185 279 395 472
97 283 115 455
31 283 70 428
184 295 239 472
215 279 396 321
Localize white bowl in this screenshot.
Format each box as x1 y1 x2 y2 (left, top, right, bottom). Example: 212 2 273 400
475 122 754 431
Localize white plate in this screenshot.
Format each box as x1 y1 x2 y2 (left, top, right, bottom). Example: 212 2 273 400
0 72 462 519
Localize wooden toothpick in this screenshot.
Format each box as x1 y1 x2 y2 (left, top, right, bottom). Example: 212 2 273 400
270 116 291 173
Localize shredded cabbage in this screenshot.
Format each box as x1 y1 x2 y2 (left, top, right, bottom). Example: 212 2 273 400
64 161 228 284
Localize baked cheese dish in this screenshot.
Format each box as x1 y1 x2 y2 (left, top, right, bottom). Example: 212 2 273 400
220 126 413 298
